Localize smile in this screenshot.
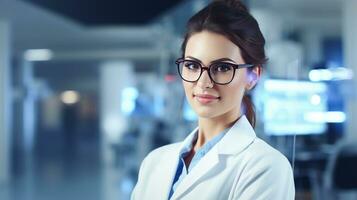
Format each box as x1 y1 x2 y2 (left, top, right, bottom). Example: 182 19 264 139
193 94 220 104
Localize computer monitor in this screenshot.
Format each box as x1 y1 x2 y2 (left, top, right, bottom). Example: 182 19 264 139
258 79 328 136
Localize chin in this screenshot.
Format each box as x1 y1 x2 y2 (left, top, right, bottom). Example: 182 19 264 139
187 99 219 118
194 108 222 119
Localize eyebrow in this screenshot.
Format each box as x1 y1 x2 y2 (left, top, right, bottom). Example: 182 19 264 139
185 56 237 64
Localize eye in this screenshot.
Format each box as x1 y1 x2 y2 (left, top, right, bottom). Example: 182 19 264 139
183 61 200 71
212 63 233 73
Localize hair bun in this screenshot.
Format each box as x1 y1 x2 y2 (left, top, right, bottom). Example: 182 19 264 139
213 0 249 12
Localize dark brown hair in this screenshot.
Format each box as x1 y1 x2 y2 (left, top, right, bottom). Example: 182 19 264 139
180 0 267 128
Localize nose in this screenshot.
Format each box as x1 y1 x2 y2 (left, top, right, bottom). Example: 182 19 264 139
197 69 214 88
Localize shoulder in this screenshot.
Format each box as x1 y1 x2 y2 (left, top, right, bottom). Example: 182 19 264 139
142 142 181 166
247 137 291 167
236 136 293 181
232 137 295 199
131 142 182 199
240 137 294 185
135 142 181 184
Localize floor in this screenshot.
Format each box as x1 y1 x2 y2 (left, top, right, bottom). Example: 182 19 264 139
0 129 134 200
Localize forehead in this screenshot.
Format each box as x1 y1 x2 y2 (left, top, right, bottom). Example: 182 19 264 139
184 31 244 63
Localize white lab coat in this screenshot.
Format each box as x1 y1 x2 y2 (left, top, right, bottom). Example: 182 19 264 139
131 116 295 200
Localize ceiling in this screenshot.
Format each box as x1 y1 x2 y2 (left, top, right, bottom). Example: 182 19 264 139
0 0 173 56
21 0 184 26
0 0 343 55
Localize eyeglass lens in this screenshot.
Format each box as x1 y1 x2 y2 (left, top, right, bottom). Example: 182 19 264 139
178 60 235 84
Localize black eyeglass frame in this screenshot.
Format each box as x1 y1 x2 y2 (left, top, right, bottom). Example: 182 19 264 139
175 58 255 85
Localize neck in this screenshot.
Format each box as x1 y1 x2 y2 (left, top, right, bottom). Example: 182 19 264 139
195 108 242 150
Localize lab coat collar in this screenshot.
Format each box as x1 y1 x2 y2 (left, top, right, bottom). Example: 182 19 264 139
177 115 256 154
178 126 199 152
170 115 256 199
217 115 256 155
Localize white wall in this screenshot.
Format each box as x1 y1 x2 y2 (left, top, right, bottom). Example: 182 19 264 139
0 20 11 184
343 0 357 141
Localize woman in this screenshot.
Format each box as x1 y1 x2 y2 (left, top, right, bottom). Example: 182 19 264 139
131 0 295 199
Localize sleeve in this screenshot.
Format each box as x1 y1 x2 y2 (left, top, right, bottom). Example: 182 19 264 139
231 154 295 200
130 155 149 200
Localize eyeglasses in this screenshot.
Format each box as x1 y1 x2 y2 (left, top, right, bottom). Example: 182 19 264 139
175 58 254 85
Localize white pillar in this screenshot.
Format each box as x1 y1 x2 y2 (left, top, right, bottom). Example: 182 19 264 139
0 20 11 184
100 60 136 200
343 0 357 141
22 60 36 153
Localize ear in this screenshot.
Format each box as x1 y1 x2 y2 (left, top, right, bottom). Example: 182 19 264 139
245 66 262 91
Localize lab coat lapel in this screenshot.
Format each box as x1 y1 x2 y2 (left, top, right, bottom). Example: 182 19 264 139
171 147 220 200
160 127 199 199
170 115 256 199
158 149 180 200
217 115 256 155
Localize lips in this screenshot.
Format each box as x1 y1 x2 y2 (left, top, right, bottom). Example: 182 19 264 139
195 94 219 99
194 94 220 104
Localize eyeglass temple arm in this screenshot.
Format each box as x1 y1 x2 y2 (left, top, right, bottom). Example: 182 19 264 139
236 64 255 69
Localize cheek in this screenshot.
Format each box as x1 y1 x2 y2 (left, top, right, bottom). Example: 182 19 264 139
221 86 244 102
220 79 247 103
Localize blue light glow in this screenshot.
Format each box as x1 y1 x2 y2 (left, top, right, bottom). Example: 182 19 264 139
121 87 139 116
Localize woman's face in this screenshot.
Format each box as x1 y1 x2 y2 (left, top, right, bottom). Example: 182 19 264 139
183 31 258 120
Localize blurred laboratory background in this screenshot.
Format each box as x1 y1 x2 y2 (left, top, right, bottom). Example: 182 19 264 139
0 0 356 199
